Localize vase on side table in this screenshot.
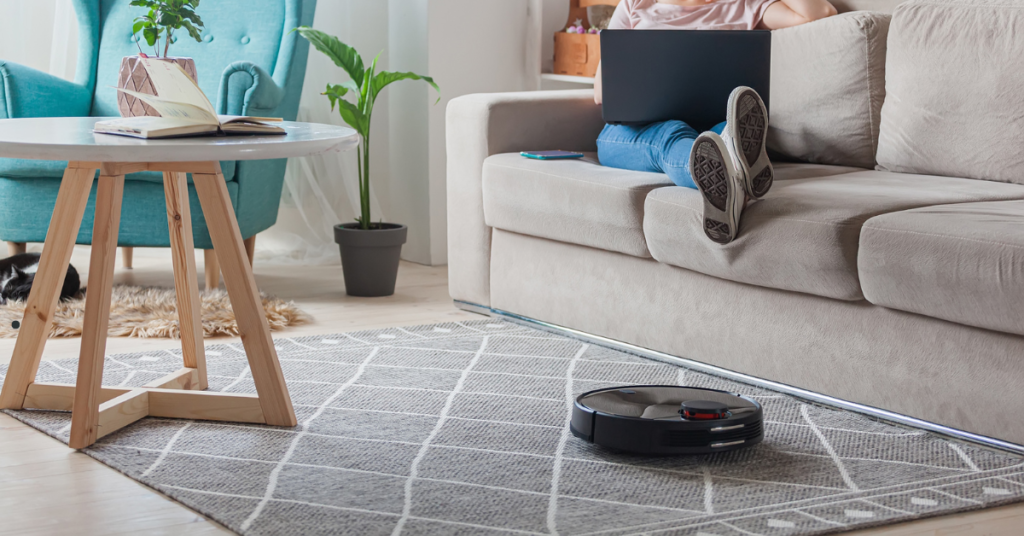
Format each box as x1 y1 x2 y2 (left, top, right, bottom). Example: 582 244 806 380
117 55 197 117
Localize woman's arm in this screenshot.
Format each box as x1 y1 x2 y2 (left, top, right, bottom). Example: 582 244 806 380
594 62 603 105
760 0 837 29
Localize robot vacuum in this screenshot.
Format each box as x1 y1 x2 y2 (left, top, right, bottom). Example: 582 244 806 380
570 385 764 455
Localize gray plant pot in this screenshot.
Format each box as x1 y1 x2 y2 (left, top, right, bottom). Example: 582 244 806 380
334 223 408 297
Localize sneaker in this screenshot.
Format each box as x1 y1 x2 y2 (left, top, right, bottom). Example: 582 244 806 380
723 86 773 199
690 132 745 244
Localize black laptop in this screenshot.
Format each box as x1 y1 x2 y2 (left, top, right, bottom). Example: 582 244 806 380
600 30 771 132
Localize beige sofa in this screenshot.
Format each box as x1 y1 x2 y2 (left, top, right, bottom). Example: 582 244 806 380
446 0 1024 447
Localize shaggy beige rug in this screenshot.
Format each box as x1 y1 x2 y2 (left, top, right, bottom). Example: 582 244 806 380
0 286 311 339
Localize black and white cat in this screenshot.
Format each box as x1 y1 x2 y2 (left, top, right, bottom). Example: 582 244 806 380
0 253 80 304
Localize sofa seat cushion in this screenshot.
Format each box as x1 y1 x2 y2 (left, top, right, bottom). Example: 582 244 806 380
644 170 1024 301
482 153 672 258
773 162 865 181
860 200 1024 336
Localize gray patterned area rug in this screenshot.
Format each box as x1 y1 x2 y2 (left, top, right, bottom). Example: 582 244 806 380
4 320 1024 536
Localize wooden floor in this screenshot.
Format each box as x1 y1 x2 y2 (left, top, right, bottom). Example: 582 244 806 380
0 246 1021 535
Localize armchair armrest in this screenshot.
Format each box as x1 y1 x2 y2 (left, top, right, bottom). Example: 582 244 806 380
0 61 92 119
445 90 604 306
217 61 286 117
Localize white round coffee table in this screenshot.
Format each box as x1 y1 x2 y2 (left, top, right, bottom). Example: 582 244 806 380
0 117 358 448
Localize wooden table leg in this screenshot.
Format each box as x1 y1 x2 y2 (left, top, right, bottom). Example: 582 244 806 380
69 173 125 449
0 166 96 410
193 167 296 427
163 171 208 389
203 249 220 290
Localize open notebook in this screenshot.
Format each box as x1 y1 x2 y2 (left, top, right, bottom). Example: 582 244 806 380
94 57 285 139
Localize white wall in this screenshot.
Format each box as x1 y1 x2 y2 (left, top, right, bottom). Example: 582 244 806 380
424 0 531 264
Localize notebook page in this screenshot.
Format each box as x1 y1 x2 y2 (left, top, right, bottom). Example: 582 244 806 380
139 58 218 118
116 87 219 125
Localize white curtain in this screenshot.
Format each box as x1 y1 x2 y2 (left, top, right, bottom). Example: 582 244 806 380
254 2 386 265
257 104 381 265
49 0 79 81
0 1 373 266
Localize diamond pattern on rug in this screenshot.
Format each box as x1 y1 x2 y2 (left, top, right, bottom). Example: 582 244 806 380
3 319 1024 536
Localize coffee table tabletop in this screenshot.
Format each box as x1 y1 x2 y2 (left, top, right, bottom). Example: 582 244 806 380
0 117 358 162
0 117 358 448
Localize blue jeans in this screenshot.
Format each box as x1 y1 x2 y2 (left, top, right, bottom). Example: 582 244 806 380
597 120 727 189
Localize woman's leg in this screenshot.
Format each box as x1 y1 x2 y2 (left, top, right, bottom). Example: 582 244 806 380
760 0 837 30
597 120 703 188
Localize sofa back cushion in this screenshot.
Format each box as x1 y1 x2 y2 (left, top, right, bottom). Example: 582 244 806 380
768 12 890 169
876 0 1024 185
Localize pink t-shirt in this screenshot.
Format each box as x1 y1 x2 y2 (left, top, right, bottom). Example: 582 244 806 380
608 0 779 31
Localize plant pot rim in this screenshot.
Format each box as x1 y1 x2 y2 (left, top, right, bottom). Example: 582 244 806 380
127 54 193 60
335 222 406 231
334 222 407 248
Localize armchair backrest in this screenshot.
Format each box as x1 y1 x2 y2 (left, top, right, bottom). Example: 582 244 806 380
71 0 314 120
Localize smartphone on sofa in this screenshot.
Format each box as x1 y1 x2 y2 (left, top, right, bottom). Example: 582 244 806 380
520 150 585 160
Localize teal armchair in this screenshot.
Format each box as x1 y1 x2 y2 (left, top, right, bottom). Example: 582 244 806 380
0 0 316 285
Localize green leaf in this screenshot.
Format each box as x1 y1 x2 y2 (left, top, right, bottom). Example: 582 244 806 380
293 27 364 88
182 20 202 42
132 20 146 35
143 26 160 47
334 98 368 137
322 83 349 111
158 11 179 28
341 80 359 96
181 10 203 25
362 52 380 111
370 71 440 103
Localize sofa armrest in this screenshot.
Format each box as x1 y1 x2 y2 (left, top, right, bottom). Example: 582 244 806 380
217 61 285 117
445 90 605 306
0 61 92 119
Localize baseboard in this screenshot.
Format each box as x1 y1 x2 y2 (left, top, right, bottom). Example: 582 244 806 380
454 299 1024 456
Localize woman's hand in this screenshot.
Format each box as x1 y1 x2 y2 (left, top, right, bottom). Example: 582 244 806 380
594 63 603 105
760 0 837 29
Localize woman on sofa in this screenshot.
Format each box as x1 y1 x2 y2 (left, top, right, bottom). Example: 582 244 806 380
594 0 838 244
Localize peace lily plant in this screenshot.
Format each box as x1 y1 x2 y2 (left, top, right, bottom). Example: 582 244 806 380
295 27 440 297
295 27 440 231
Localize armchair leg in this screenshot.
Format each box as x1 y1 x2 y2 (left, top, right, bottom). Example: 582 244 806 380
203 249 220 291
121 247 133 269
244 235 256 266
7 242 26 256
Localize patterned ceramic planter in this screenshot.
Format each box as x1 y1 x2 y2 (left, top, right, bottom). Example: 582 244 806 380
117 55 198 118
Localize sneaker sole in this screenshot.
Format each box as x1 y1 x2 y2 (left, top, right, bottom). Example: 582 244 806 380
691 135 742 244
726 88 774 199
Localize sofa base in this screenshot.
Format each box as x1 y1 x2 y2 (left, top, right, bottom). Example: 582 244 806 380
467 229 1024 452
455 299 1024 455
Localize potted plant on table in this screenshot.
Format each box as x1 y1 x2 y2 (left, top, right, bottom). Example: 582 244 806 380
119 0 205 117
295 27 440 297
